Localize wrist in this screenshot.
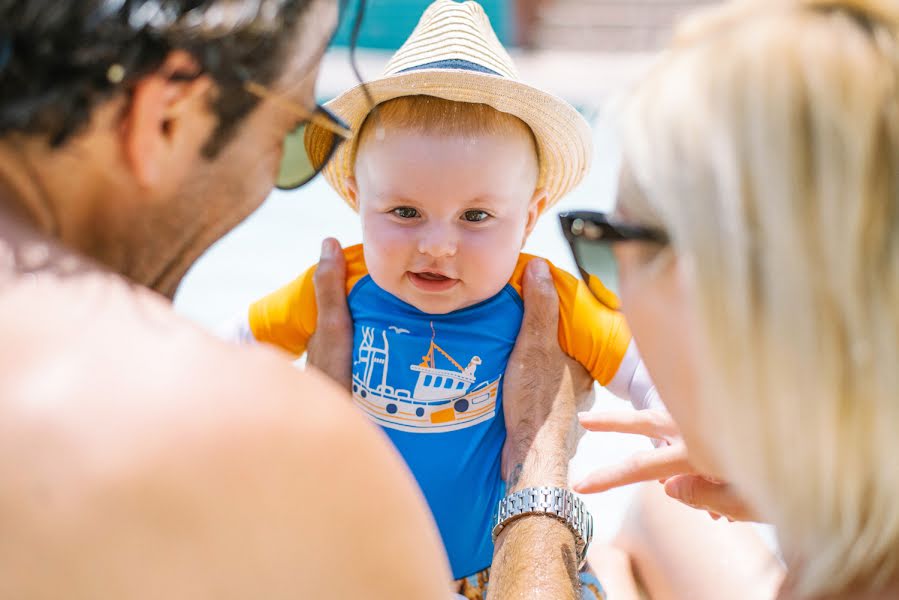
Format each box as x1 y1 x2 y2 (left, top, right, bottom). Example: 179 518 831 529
505 426 570 492
506 462 567 493
493 486 593 569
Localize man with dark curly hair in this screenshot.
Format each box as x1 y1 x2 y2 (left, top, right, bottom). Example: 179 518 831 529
0 1 595 598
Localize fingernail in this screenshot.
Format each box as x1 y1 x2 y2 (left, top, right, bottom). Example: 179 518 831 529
321 238 335 258
532 259 550 277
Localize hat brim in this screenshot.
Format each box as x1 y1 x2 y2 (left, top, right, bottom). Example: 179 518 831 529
305 69 593 211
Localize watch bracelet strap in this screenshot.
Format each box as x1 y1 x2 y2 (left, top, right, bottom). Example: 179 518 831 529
492 486 593 567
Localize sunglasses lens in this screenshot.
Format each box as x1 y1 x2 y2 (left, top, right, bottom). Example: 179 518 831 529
573 237 621 310
275 121 340 190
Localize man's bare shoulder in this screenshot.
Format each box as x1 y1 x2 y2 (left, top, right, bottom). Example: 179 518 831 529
0 266 345 436
0 271 452 599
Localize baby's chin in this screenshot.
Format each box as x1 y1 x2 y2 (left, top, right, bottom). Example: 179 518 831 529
393 288 477 315
378 277 503 315
418 297 491 314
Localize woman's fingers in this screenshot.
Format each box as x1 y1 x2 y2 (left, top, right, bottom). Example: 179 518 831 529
573 443 694 494
663 475 758 522
578 409 680 440
575 409 756 520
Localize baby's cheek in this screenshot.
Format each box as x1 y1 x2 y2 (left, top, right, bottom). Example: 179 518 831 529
365 244 399 281
363 220 402 262
461 241 521 297
361 232 410 296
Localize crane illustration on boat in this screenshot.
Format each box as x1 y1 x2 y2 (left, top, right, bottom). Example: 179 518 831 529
351 322 500 432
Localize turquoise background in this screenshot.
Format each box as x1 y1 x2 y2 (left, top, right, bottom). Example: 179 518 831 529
332 0 513 49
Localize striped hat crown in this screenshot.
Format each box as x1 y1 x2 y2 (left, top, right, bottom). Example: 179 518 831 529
383 1 519 80
306 0 593 211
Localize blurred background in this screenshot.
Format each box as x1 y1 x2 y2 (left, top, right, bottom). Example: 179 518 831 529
175 0 723 544
328 0 717 51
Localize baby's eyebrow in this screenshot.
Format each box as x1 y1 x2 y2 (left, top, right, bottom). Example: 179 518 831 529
463 194 499 204
367 191 417 205
462 195 516 209
387 196 421 206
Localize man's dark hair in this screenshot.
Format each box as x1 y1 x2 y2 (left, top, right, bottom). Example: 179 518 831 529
0 0 341 155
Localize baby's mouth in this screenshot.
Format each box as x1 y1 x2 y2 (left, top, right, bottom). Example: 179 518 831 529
407 271 460 292
417 272 449 281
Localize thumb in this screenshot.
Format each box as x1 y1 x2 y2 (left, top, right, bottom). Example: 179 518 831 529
313 238 347 314
519 258 559 340
664 475 754 522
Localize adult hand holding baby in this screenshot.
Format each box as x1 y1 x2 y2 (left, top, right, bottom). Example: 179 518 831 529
501 258 595 490
306 238 354 390
491 258 597 600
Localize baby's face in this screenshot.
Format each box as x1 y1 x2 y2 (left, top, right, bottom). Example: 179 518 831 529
351 126 543 314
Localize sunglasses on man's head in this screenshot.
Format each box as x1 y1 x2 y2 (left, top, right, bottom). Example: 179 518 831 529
558 211 669 311
244 81 353 190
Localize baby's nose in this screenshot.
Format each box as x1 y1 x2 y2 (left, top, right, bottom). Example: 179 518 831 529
417 224 458 258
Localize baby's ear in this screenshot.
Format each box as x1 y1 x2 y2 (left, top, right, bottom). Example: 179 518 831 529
523 188 548 239
346 176 359 209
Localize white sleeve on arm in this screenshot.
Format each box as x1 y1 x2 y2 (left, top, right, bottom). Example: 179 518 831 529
216 313 257 345
605 340 665 411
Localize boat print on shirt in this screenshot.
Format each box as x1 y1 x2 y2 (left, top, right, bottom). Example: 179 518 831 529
351 322 500 433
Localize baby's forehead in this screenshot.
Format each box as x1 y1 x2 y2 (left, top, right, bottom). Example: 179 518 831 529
356 95 538 158
351 101 540 204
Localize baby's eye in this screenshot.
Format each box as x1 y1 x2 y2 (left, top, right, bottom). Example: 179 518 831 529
392 207 420 219
463 210 490 223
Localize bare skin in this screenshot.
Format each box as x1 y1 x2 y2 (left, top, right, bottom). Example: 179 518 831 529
306 238 354 389
575 408 757 522
615 484 783 600
490 259 595 600
0 1 452 597
0 214 452 599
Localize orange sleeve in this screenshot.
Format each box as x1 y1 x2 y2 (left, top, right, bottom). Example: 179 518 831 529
247 244 369 357
508 254 631 386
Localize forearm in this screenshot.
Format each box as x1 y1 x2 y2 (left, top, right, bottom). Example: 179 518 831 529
491 510 580 600
493 392 582 598
492 433 580 598
492 260 593 599
504 405 572 492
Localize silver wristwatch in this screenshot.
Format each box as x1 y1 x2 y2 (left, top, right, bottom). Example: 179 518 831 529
492 486 594 568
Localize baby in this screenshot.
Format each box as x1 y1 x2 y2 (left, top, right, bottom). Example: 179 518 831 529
240 0 658 593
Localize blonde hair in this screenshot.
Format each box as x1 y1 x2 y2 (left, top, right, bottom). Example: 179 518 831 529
354 95 539 177
619 0 899 595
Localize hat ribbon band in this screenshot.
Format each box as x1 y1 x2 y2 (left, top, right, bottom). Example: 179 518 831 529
395 58 503 77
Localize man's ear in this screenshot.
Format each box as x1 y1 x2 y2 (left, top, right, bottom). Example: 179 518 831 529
122 50 213 188
523 188 548 242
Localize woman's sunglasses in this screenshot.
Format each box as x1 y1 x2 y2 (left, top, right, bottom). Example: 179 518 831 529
558 211 668 310
245 81 353 190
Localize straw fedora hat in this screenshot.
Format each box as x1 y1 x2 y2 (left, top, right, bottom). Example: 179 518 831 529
305 0 593 211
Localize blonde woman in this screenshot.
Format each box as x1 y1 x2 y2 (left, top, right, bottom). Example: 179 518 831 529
570 0 899 598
